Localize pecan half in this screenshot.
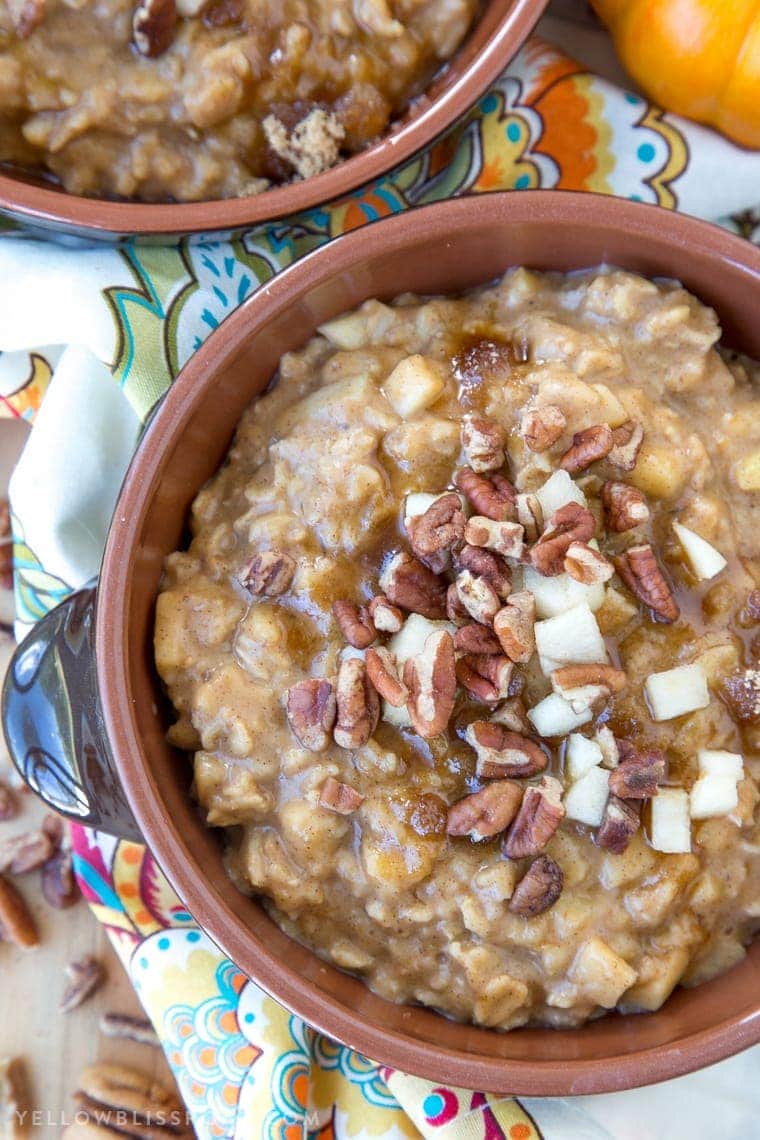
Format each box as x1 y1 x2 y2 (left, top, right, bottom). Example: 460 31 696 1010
332 600 376 649
7 0 45 37
614 544 680 623
404 630 456 738
491 696 531 734
502 776 565 859
241 550 295 596
508 855 563 916
455 569 501 625
461 415 507 473
61 956 105 1013
454 467 516 521
516 492 544 543
456 654 513 704
99 1013 160 1048
601 481 650 532
457 544 512 598
368 594 403 633
0 875 38 948
595 795 640 854
406 492 465 572
0 780 17 822
41 848 79 910
0 1058 29 1140
608 420 644 471
133 0 177 56
465 722 547 779
720 668 760 725
564 541 614 585
71 1062 188 1138
318 776 364 814
334 657 379 749
286 679 336 752
379 552 447 619
529 502 596 577
0 828 54 875
608 743 665 799
446 582 470 626
521 404 567 452
551 663 627 694
559 423 614 474
454 622 502 656
365 646 408 707
493 591 536 663
464 516 524 560
446 780 523 841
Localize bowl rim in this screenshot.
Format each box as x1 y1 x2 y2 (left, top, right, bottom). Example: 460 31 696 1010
0 0 545 237
98 191 760 1095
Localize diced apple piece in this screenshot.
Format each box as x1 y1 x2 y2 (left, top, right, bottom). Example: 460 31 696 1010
534 603 608 670
595 725 619 769
318 311 368 349
528 693 593 738
566 733 604 780
383 355 446 418
689 775 739 820
649 788 691 853
404 492 438 523
535 469 587 520
697 749 744 781
569 936 637 1008
564 766 610 826
644 663 709 721
672 521 727 581
523 565 605 618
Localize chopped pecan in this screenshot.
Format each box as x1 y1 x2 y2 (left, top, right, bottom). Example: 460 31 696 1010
41 848 79 910
0 875 38 949
551 663 627 694
0 828 54 875
529 502 596 577
493 591 536 663
491 696 531 734
456 654 513 704
0 781 17 822
608 420 644 471
403 630 456 738
318 776 364 815
564 541 614 585
465 722 548 779
455 569 501 625
516 492 544 543
133 0 177 56
454 623 502 656
601 481 650 532
334 657 379 749
368 594 403 633
71 1062 188 1138
379 552 447 619
521 404 567 452
461 415 507 473
409 793 448 837
99 1013 160 1047
464 516 524 560
614 544 680 623
508 855 563 916
446 780 523 841
406 492 465 572
365 646 408 707
61 956 105 1013
446 582 470 626
502 776 565 858
457 544 512 598
608 743 665 799
241 550 295 596
595 795 640 853
286 679 336 752
7 0 45 37
0 1057 29 1140
332 600 376 649
559 423 614 474
720 668 760 724
454 467 516 521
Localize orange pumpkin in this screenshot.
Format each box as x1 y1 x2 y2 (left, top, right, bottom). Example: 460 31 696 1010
591 0 760 148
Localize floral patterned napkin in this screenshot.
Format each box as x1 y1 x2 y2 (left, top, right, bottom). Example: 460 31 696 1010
1 28 759 1140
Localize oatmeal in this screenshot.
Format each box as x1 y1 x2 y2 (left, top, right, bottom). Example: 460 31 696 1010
0 0 477 201
155 268 760 1029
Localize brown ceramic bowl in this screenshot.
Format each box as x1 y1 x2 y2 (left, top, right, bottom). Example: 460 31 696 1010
0 0 545 242
4 192 760 1094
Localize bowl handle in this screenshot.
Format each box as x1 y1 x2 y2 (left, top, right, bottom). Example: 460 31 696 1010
1 586 142 841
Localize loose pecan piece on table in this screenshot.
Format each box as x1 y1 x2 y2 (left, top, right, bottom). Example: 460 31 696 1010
521 404 567 452
99 1013 160 1047
379 552 447 619
465 722 548 779
461 415 507 473
0 1057 29 1140
464 517 524 560
0 874 38 948
404 630 456 738
332 599 376 649
0 780 17 823
365 646 408 707
334 657 379 749
406 492 465 573
42 847 80 910
456 654 513 704
368 594 403 633
133 0 177 57
0 828 54 875
614 544 680 622
502 776 565 859
318 776 364 815
595 795 641 854
508 855 564 917
564 541 614 585
66 1062 191 1139
241 550 296 596
455 467 516 521
601 481 650 532
60 956 105 1014
607 420 645 471
446 780 523 841
454 622 502 656
559 423 614 474
529 502 596 577
455 568 501 625
493 591 536 663
286 678 336 751
608 742 665 799
457 543 512 599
